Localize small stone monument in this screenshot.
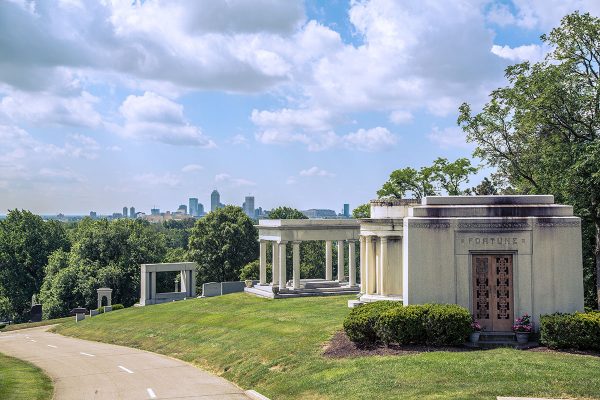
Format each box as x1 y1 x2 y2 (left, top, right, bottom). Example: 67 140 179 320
97 288 112 312
29 304 42 322
71 307 87 322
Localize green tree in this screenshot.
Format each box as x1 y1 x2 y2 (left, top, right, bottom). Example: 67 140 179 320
377 158 478 200
458 12 600 307
432 157 479 195
38 218 166 317
268 206 307 219
189 206 258 284
0 210 69 321
352 204 371 218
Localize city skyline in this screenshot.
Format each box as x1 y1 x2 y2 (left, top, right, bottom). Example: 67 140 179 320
2 1 600 214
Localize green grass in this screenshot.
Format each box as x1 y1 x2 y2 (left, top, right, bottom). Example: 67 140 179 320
1 317 71 332
54 294 600 400
0 352 53 400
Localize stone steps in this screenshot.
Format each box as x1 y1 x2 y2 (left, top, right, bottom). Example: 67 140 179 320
466 331 539 349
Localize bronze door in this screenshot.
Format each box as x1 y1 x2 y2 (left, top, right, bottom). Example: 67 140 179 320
472 254 514 331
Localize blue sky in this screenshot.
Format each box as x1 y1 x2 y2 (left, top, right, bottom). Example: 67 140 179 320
1 0 599 215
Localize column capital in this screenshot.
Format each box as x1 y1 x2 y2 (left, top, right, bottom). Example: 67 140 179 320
259 239 269 243
278 240 288 245
291 240 302 245
380 236 389 243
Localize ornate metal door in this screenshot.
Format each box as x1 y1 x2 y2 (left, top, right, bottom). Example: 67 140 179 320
472 254 513 331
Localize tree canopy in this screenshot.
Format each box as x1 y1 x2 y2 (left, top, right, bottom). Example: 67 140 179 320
377 157 478 200
189 206 258 284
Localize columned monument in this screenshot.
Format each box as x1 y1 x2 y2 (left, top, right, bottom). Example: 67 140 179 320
140 262 197 306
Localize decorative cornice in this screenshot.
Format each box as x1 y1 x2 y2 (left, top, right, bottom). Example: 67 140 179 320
457 222 530 230
409 222 451 229
370 198 420 206
536 219 580 228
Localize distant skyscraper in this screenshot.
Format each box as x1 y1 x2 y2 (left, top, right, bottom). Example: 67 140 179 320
198 203 204 215
243 196 255 218
343 203 350 218
89 211 97 218
123 207 128 218
177 204 187 214
189 198 199 217
211 190 221 212
130 207 136 218
151 208 160 215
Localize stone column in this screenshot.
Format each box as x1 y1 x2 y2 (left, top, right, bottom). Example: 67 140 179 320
359 237 366 293
365 236 376 294
325 240 333 280
337 240 345 282
292 241 301 289
278 241 287 289
271 242 279 286
349 240 356 286
259 240 267 285
150 271 156 303
180 270 188 294
380 237 389 296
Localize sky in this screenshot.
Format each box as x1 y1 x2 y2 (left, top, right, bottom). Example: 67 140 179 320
1 0 600 215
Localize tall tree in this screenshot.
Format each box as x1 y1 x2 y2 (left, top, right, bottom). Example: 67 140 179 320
458 12 600 307
377 158 477 199
0 210 69 321
189 206 258 284
352 204 371 218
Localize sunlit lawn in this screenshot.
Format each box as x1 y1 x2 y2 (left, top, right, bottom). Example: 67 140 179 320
0 352 53 400
54 294 600 400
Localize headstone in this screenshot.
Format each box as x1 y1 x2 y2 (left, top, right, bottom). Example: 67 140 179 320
103 306 112 313
29 304 42 322
202 282 222 297
90 309 99 317
221 281 245 295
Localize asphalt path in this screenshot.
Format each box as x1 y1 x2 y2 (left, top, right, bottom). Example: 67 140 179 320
0 326 252 400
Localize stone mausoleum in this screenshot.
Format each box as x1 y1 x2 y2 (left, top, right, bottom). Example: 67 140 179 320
251 195 584 331
359 195 584 330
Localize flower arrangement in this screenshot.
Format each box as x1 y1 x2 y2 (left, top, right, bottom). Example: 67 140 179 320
512 314 533 333
471 320 482 332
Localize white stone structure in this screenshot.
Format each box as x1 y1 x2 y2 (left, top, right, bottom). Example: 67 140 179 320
96 287 112 309
251 219 360 297
140 262 197 306
359 195 584 330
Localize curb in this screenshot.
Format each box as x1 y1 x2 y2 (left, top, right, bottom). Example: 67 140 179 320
245 389 271 400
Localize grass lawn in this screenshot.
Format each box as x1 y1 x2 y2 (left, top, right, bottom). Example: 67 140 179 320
54 294 600 400
0 352 53 400
1 317 71 332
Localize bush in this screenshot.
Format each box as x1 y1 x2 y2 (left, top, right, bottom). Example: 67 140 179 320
0 324 6 330
111 304 124 310
345 302 472 346
375 305 428 345
423 304 472 345
540 311 600 351
343 301 401 345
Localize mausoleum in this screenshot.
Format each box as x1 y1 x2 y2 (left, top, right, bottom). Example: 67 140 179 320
359 195 584 330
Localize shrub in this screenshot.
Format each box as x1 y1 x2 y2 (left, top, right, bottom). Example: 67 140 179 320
96 307 104 314
540 311 600 351
0 324 6 330
343 301 401 345
375 305 428 345
423 304 472 345
111 304 124 310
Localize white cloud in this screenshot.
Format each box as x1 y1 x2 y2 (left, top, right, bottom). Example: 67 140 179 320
38 167 84 182
229 134 248 145
427 126 472 149
0 89 102 128
106 145 122 152
491 44 547 63
118 92 215 147
181 164 203 173
299 166 335 177
214 173 256 187
344 127 397 152
133 172 181 187
389 110 413 124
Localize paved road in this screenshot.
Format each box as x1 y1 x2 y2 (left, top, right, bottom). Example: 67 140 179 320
0 326 251 400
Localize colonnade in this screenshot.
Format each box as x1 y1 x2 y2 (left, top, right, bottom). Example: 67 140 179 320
358 235 399 296
259 240 358 289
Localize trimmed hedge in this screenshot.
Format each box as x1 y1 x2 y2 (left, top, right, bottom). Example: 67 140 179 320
540 311 600 351
343 301 401 345
111 304 124 311
344 302 472 346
